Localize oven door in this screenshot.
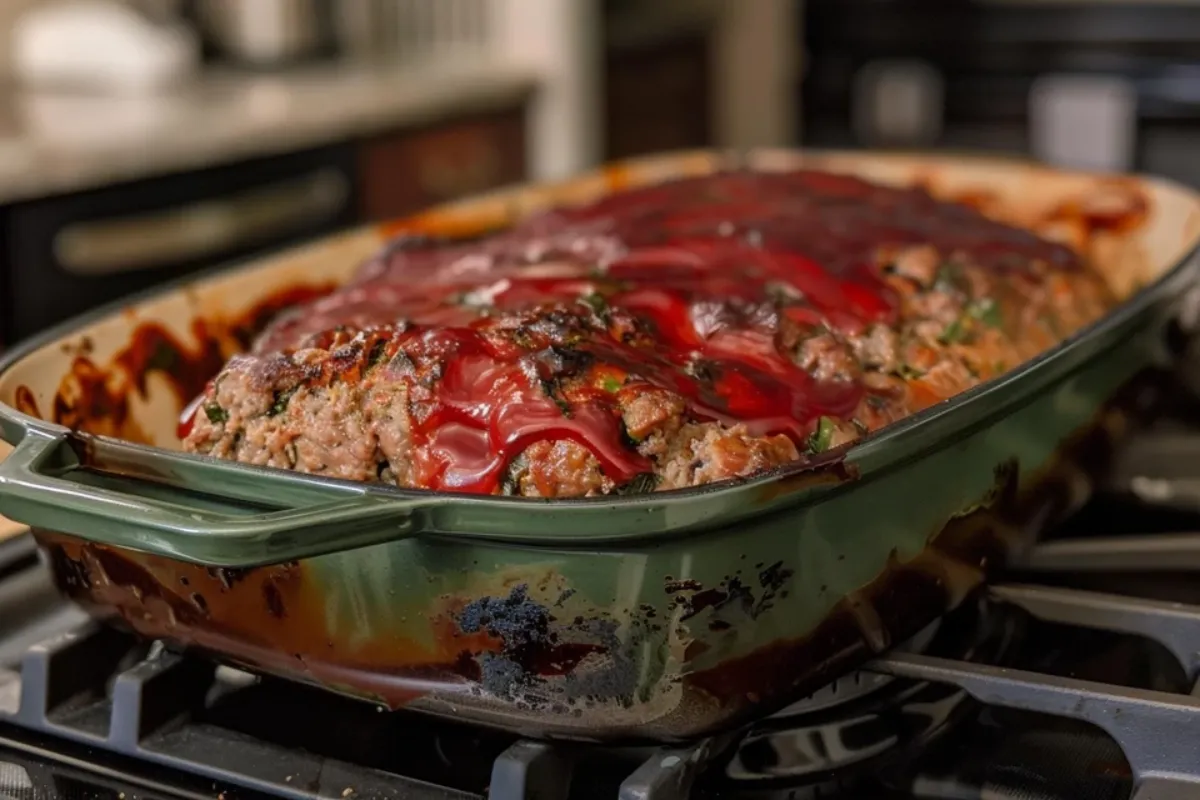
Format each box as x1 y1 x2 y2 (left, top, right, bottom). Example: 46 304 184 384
2 143 359 345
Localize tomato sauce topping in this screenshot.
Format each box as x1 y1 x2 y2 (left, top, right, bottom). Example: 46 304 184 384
184 170 1084 495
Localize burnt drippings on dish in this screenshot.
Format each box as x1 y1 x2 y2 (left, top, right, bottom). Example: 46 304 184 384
679 368 1168 720
14 385 40 419
179 168 1143 497
664 559 795 625
42 285 335 441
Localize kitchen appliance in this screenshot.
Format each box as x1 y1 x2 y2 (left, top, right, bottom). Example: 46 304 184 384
0 142 359 347
801 0 1200 188
7 401 1200 798
0 150 1196 744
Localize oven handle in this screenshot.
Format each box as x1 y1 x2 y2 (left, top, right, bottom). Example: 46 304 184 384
0 430 436 567
53 168 351 277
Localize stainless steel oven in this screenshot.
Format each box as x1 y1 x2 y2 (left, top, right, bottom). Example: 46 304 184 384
801 1 1200 186
0 142 359 347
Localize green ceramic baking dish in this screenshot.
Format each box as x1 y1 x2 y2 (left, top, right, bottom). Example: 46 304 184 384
0 149 1197 742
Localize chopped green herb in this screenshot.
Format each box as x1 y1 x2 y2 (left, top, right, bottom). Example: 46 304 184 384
499 454 530 496
512 328 538 350
866 394 888 410
579 291 608 316
966 297 1003 328
367 339 388 369
147 340 179 373
807 416 837 454
204 404 228 424
617 472 660 495
268 387 297 417
939 317 969 345
539 378 573 417
933 260 967 293
895 363 925 380
601 376 624 393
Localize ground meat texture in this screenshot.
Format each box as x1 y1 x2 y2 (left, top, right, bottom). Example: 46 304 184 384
182 168 1120 497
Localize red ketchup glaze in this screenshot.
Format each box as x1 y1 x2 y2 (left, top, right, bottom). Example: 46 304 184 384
400 328 650 493
192 170 1081 494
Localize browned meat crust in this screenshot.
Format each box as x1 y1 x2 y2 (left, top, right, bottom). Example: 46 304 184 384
182 169 1117 497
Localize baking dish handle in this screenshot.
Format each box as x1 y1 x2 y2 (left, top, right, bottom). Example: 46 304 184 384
0 430 431 568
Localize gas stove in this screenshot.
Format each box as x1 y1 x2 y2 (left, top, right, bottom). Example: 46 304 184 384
8 417 1200 800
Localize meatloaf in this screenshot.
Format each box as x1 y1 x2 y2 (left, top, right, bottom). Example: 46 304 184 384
180 169 1118 497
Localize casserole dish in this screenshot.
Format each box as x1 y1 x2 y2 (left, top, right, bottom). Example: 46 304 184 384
0 150 1197 742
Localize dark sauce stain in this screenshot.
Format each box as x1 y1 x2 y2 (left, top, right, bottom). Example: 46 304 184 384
666 560 795 624
681 368 1169 729
208 567 249 590
13 385 40 418
50 284 334 443
454 583 648 705
263 581 286 619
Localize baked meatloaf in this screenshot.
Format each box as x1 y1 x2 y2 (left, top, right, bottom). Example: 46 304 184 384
181 169 1118 497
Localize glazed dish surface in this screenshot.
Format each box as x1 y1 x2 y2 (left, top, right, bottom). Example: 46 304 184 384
180 169 1118 498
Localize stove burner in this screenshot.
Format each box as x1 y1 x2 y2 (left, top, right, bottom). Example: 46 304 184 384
713 596 1021 799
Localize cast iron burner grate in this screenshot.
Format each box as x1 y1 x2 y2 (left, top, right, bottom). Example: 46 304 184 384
8 432 1200 799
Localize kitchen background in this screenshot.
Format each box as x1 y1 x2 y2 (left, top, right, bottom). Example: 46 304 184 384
0 0 1197 536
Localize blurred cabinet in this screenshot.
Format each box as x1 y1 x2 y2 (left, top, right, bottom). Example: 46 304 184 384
604 31 713 160
357 106 528 222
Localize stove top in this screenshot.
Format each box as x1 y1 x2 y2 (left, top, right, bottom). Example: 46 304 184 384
7 420 1200 800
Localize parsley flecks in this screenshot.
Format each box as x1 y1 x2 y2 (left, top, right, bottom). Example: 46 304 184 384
807 416 836 454
268 387 297 417
617 472 660 495
367 339 388 369
499 454 531 496
204 404 228 424
580 291 608 316
933 261 967 293
939 317 969 345
539 377 573 417
601 375 624 393
147 340 179 373
966 297 1003 328
895 363 925 380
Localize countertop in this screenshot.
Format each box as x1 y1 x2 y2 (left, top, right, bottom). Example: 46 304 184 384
0 59 539 205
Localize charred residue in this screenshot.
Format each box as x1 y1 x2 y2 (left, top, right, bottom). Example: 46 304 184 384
454 583 654 709
664 560 795 626
207 567 250 590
